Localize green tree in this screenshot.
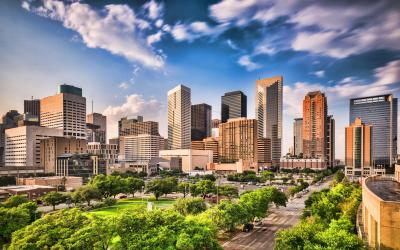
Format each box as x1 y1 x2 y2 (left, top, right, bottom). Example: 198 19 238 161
146 177 178 200
174 197 207 215
261 170 275 181
0 206 30 245
17 201 39 222
74 185 101 206
124 177 145 197
2 195 29 208
90 174 125 198
177 181 190 198
335 170 345 183
208 200 250 231
218 184 239 199
41 191 67 211
193 180 216 199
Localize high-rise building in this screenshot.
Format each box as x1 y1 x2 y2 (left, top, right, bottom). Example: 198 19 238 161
211 119 220 137
24 99 40 117
0 110 20 166
303 91 327 160
5 126 63 168
118 116 159 137
191 103 211 141
350 94 398 167
168 84 191 149
293 118 303 156
257 138 271 165
219 118 258 163
221 91 247 123
87 142 118 167
86 113 107 144
40 84 86 139
119 134 165 162
255 76 283 166
40 137 87 173
326 115 335 168
345 118 373 177
191 137 219 163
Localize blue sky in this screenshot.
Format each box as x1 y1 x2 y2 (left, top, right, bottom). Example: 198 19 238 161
1 0 400 160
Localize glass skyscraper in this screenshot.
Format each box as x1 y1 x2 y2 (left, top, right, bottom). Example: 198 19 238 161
221 91 247 123
349 94 398 167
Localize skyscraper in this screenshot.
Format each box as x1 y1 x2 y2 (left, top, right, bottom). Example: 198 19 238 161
256 76 282 166
293 118 303 156
24 99 40 117
86 113 107 144
191 103 211 141
40 84 86 139
350 94 398 167
118 116 159 137
326 115 335 168
221 91 247 123
168 84 191 149
345 118 373 177
303 91 327 160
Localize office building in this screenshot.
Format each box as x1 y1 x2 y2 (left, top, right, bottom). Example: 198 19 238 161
191 137 219 163
211 119 220 137
350 94 398 167
191 103 212 141
119 134 165 162
87 142 118 166
40 137 87 173
159 149 213 173
257 138 271 165
326 115 335 168
56 154 106 178
303 91 327 160
255 76 282 166
0 110 20 166
24 99 40 117
293 118 303 156
280 157 327 170
5 126 63 168
168 84 191 149
118 116 159 137
86 113 107 144
17 176 83 190
40 84 86 139
221 91 247 123
219 118 258 163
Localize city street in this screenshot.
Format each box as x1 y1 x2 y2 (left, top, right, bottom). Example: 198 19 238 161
222 179 332 250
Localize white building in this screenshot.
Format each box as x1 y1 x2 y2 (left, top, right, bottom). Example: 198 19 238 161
159 149 213 173
5 126 63 167
168 84 191 149
87 142 118 166
119 134 164 162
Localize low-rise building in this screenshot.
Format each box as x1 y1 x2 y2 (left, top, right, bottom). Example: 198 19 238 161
16 176 83 190
159 149 213 173
207 159 258 174
280 157 327 170
87 142 118 166
56 154 106 179
0 185 56 200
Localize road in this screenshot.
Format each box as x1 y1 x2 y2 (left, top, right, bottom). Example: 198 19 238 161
222 179 332 250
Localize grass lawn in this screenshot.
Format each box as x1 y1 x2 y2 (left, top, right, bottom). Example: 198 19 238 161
89 198 175 217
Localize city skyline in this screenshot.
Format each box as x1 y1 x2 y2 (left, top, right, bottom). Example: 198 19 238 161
1 0 400 160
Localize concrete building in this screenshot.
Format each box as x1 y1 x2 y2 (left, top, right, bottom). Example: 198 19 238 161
350 94 398 167
0 110 20 166
211 119 220 137
24 99 40 117
86 113 107 144
56 154 106 178
361 173 400 249
191 137 219 163
118 116 159 137
119 134 165 162
17 176 83 190
40 136 87 173
208 159 258 174
219 118 258 163
280 157 327 170
168 84 191 149
293 118 303 156
256 76 283 166
191 103 212 141
159 149 213 173
303 91 327 160
326 115 335 168
40 84 86 139
87 142 118 166
0 185 56 200
5 126 63 168
221 91 247 123
257 138 271 166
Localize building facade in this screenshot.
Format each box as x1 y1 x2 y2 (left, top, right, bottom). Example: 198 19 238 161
118 116 159 137
86 113 107 144
219 118 258 163
119 134 165 162
326 115 335 168
56 154 106 178
87 142 118 166
221 91 247 123
24 99 40 118
159 149 213 173
168 84 191 149
280 157 327 170
345 118 374 177
257 138 271 165
293 118 303 156
255 76 282 166
350 94 398 167
40 84 86 139
191 103 212 141
5 126 63 168
41 137 87 173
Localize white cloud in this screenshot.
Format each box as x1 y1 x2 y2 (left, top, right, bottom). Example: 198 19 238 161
170 22 229 42
118 82 129 90
27 1 164 68
237 55 261 71
103 94 164 139
143 0 163 20
374 59 400 86
21 1 30 11
313 70 325 78
155 19 163 28
147 31 163 45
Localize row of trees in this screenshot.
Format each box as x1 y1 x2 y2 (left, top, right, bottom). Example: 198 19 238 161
275 181 365 249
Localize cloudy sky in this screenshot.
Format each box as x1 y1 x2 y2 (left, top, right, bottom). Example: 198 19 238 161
1 0 400 160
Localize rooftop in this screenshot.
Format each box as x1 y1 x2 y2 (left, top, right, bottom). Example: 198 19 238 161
366 179 400 202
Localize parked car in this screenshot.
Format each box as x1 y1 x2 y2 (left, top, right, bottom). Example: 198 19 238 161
242 223 254 232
